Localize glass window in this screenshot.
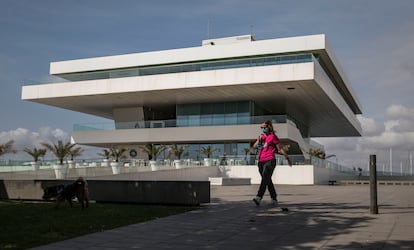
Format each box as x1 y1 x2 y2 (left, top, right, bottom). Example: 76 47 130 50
176 115 187 127
60 53 315 82
212 114 224 125
187 144 200 160
225 113 237 125
188 115 200 126
237 112 250 124
200 114 212 126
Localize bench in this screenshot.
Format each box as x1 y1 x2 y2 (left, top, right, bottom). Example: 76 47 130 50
328 180 337 185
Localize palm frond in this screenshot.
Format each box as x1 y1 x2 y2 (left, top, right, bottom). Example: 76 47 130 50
0 140 15 156
24 147 47 162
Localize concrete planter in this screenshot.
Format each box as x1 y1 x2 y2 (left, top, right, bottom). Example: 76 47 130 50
101 159 110 167
174 159 185 169
149 160 160 171
67 160 76 169
110 162 121 174
204 158 213 167
30 162 40 171
53 164 68 179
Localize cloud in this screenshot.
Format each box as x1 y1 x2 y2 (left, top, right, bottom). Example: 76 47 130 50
386 104 414 120
0 127 69 150
359 116 385 136
316 104 414 171
0 127 100 161
384 105 414 133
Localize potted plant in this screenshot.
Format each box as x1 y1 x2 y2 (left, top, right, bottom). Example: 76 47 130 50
199 145 218 166
68 146 83 169
41 140 76 179
109 147 127 174
98 149 112 167
168 144 189 169
24 147 47 170
140 144 166 171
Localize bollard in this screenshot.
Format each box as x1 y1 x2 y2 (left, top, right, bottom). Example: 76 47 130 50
369 154 378 214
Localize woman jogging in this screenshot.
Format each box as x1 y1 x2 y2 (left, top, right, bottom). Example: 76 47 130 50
253 120 291 206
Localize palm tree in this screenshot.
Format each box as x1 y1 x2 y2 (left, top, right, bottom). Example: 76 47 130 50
98 149 112 160
168 144 189 160
110 147 127 162
198 145 218 158
279 144 291 154
0 140 15 156
306 148 335 166
24 147 47 162
309 148 323 159
41 140 76 165
69 147 84 161
140 144 166 161
243 147 254 157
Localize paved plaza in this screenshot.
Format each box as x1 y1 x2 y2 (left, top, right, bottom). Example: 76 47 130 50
32 184 414 249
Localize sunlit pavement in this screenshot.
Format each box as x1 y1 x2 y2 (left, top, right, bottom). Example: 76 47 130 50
32 184 414 250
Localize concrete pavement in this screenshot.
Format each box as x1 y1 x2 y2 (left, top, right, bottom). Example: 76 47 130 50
32 184 414 249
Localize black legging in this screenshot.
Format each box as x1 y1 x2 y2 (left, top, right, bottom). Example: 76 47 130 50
256 159 277 200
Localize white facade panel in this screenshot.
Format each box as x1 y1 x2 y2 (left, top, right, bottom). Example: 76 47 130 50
71 123 305 147
24 63 315 100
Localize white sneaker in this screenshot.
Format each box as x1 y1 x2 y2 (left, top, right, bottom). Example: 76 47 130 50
252 196 261 206
269 199 278 206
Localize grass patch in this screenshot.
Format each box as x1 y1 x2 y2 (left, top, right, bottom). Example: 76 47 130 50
0 200 197 249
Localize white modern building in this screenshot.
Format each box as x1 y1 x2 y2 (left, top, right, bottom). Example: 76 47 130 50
22 34 362 165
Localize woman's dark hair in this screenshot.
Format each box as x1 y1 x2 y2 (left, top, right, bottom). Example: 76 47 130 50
262 120 275 134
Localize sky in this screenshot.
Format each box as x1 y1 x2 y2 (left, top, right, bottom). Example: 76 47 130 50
0 0 413 172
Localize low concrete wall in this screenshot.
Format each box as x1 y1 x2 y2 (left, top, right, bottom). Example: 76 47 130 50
0 164 355 186
221 165 316 184
220 165 353 185
0 179 210 206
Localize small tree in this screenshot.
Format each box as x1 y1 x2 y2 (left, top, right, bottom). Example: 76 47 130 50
98 149 112 160
279 144 291 154
307 148 335 160
140 144 166 161
24 147 47 162
198 145 219 158
243 147 254 158
0 140 16 156
168 144 189 160
41 140 76 165
110 147 127 162
69 147 84 161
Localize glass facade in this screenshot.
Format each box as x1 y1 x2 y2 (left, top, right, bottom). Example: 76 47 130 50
59 53 314 82
177 101 253 127
171 142 252 161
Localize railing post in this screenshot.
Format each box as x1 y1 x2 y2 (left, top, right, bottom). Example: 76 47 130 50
370 154 378 214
